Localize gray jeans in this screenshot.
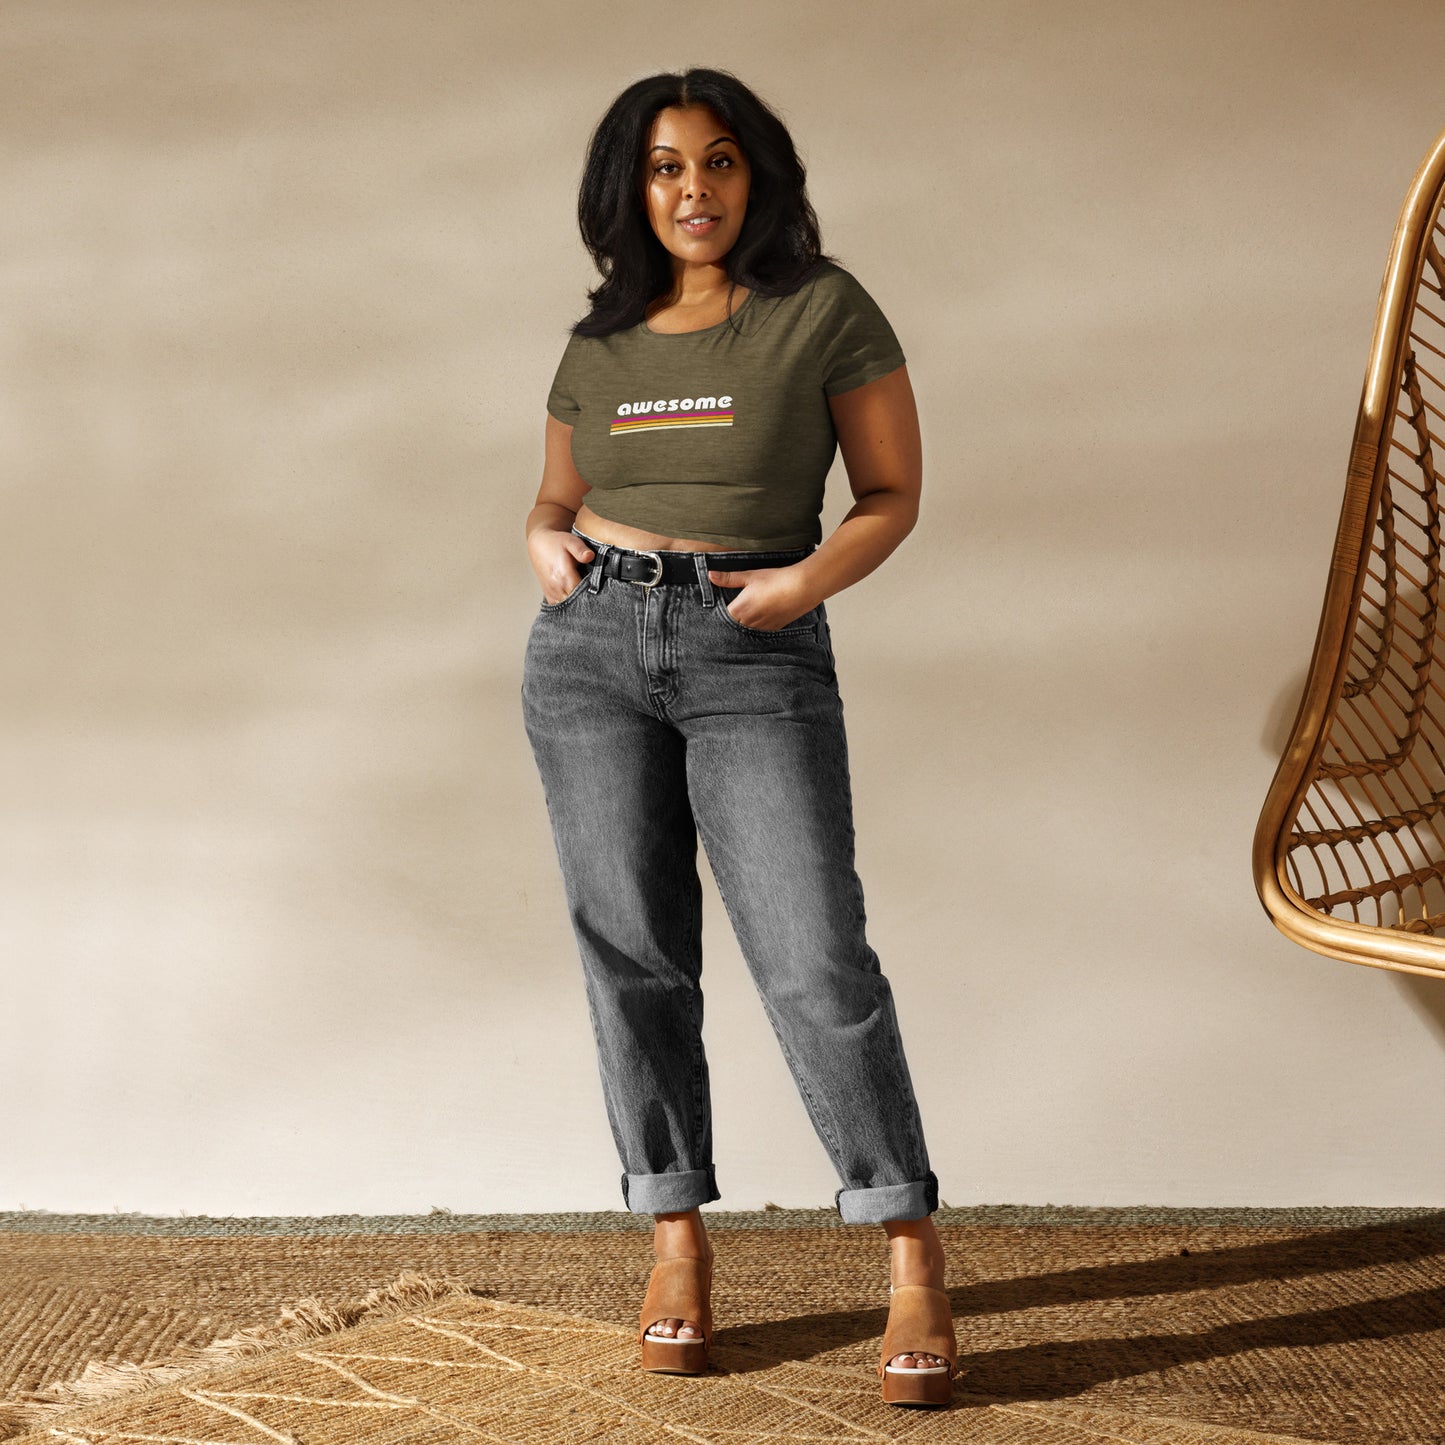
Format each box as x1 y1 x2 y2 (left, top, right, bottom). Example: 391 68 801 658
521 527 939 1224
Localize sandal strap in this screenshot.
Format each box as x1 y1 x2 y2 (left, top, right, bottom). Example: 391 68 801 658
878 1283 958 1378
638 1255 714 1347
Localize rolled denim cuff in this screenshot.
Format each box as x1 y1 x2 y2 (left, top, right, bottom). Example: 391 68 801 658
834 1170 938 1224
621 1165 721 1215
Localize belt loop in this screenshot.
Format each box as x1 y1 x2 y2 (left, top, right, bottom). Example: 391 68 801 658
692 551 716 607
587 541 612 592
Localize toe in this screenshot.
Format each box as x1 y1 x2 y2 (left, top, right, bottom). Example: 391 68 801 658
889 1351 944 1369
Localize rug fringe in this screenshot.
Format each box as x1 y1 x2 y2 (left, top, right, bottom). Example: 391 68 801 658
0 1269 482 1438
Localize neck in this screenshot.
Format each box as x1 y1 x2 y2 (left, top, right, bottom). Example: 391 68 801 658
666 261 734 306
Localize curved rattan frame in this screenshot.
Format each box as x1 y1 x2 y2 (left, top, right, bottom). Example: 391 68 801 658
1254 127 1445 979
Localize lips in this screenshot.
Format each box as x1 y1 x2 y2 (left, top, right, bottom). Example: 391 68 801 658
679 214 721 234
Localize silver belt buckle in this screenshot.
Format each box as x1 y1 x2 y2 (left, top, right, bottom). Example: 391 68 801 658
631 550 664 590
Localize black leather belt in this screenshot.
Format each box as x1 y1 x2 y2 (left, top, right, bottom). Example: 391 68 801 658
589 543 812 589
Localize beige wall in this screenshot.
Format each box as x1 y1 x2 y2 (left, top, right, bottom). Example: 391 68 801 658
6 0 1444 1214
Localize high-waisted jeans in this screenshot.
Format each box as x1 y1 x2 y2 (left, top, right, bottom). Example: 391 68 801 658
520 526 939 1224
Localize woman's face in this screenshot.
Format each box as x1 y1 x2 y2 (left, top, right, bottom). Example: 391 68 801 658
641 104 750 272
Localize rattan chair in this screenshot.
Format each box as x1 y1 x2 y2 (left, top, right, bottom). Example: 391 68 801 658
1255 127 1445 979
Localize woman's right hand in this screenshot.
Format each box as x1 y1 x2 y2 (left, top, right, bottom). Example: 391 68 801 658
529 525 596 604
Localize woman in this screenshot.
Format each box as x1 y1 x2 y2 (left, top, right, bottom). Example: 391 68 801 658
521 68 959 1407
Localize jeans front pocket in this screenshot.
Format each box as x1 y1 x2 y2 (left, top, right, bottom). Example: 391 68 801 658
539 568 593 612
713 584 819 638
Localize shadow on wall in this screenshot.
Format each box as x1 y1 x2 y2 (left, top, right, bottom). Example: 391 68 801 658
1260 666 1309 765
1406 976 1445 1043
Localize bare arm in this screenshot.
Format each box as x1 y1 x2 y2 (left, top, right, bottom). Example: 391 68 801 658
706 363 922 628
526 414 597 602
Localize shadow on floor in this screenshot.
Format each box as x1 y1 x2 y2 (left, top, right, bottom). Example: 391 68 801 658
717 1213 1445 1405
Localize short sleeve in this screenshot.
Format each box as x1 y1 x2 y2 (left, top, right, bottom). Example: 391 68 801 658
545 333 583 424
807 265 907 396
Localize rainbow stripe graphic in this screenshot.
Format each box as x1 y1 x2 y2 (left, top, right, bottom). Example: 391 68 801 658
611 408 733 436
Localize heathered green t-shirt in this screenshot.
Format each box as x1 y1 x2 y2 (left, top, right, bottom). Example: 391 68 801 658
545 260 906 549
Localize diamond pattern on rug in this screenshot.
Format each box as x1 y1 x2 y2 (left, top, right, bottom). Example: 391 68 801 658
5 1292 1336 1445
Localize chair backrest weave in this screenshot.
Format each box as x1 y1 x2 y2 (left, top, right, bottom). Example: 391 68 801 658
1254 127 1445 978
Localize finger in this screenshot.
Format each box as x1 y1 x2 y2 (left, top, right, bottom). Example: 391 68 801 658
706 568 743 586
569 538 596 562
553 560 585 597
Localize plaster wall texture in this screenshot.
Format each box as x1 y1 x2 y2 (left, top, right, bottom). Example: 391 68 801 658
4 0 1443 1213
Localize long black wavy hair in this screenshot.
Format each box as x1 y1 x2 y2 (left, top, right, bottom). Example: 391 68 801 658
570 68 836 338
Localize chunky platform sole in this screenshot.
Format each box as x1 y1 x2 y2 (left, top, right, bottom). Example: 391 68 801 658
880 1360 954 1406
639 1330 709 1374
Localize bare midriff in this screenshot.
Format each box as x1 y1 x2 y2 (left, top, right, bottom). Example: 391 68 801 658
572 505 744 554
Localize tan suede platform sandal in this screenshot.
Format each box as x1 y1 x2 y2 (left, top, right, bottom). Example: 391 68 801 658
638 1254 715 1375
877 1282 961 1406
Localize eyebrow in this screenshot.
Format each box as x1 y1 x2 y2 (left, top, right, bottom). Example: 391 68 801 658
649 137 737 154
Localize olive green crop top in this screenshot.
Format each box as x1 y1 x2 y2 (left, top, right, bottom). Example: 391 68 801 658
545 261 906 549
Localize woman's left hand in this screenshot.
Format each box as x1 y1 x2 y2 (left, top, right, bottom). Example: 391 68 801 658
707 565 819 632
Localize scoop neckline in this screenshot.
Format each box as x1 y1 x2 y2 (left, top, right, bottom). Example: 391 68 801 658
640 287 756 337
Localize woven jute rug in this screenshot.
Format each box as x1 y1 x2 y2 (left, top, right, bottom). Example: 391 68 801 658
1 1206 1442 1444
